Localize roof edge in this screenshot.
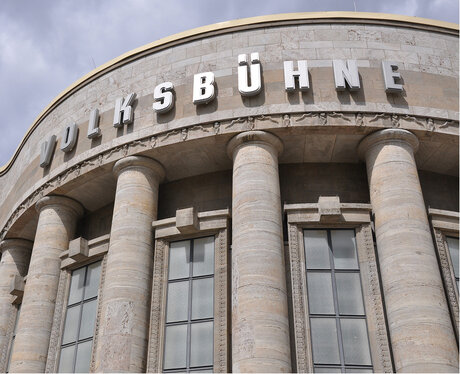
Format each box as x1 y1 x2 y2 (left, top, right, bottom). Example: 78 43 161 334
1 11 458 175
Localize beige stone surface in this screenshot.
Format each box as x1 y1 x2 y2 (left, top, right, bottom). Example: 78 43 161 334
94 156 164 372
9 195 83 373
0 239 31 372
359 129 458 373
228 131 291 373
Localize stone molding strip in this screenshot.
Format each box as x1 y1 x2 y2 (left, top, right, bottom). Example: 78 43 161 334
0 112 458 241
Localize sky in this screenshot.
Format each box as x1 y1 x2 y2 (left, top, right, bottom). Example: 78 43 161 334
0 0 458 166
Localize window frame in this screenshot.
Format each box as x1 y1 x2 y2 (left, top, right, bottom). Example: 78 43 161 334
429 208 459 338
148 208 230 373
284 200 393 373
45 234 109 373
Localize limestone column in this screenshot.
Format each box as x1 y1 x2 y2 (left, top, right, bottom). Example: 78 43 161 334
227 131 291 373
0 239 32 372
95 156 164 372
9 196 83 373
358 129 458 372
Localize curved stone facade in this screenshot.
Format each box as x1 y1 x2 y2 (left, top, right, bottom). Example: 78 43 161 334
0 12 458 373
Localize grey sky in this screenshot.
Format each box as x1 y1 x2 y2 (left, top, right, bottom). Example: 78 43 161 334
0 0 458 166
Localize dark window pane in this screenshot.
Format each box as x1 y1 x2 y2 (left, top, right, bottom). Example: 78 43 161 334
169 241 190 280
192 237 214 276
190 321 213 367
304 230 330 269
192 278 214 320
74 340 92 373
336 272 365 315
341 318 372 365
446 237 459 280
84 261 101 300
166 281 189 323
68 267 85 305
331 230 358 269
79 299 98 340
307 272 335 314
310 318 340 364
164 324 187 370
62 305 80 345
58 345 75 373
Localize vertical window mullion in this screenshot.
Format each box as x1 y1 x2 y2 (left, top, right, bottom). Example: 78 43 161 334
327 230 346 373
72 266 88 372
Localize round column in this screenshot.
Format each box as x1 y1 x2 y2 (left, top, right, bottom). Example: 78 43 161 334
95 156 164 372
227 131 291 373
0 239 32 372
9 196 83 373
359 129 458 372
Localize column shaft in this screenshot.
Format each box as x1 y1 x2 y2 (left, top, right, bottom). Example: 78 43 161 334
359 129 458 372
95 156 164 372
0 239 31 372
9 196 83 373
228 131 291 373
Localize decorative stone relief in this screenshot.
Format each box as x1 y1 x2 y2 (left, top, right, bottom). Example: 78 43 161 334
356 224 393 373
90 255 107 372
287 224 311 373
45 271 70 373
147 239 167 373
434 229 459 337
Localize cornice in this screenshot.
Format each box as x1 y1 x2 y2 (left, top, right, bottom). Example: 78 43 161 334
0 110 457 242
0 11 458 176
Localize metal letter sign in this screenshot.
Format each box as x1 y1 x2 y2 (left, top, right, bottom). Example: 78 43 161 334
382 61 403 93
284 60 310 91
333 60 360 91
39 135 56 168
153 82 175 113
193 72 216 104
238 53 262 96
113 93 136 127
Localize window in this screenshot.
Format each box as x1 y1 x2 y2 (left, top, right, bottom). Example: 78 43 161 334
149 208 229 373
446 237 459 290
6 304 20 373
285 200 392 373
163 237 214 373
57 261 101 373
304 229 372 373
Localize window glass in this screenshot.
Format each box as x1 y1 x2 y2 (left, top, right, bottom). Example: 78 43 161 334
446 236 459 288
304 229 373 373
164 237 214 373
166 281 189 323
307 272 334 314
331 230 359 269
164 325 187 370
58 261 101 373
336 273 365 315
190 321 214 367
310 318 340 364
169 241 191 280
305 230 330 269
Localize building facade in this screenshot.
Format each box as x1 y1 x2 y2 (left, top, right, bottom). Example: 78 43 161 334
0 12 458 373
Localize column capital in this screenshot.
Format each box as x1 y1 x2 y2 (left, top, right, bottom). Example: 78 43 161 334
0 238 33 255
35 195 84 217
227 130 283 159
113 155 165 181
358 128 419 159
